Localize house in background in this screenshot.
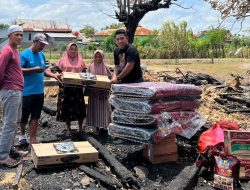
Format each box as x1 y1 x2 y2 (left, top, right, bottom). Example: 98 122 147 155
73 31 91 46
93 25 154 42
194 32 207 40
0 27 8 50
15 19 76 47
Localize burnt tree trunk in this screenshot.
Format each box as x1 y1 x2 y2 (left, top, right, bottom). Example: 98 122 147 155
116 0 173 43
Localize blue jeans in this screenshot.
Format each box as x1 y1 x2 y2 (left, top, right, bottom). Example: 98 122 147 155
0 90 22 160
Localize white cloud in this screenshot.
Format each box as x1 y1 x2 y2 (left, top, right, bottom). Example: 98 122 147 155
0 0 249 35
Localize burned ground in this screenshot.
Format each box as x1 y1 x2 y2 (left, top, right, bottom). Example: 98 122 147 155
0 97 200 190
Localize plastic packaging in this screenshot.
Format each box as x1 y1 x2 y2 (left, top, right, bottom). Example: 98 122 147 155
79 72 96 80
109 95 201 114
213 153 240 190
111 110 157 126
168 111 206 139
109 111 206 143
108 122 177 144
111 82 202 98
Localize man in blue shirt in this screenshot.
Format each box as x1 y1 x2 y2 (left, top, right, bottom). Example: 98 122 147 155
19 33 61 145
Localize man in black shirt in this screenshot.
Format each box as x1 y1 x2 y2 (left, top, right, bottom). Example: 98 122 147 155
111 29 143 84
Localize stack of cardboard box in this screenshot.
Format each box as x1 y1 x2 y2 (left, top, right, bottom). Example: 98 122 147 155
143 133 178 164
224 130 250 179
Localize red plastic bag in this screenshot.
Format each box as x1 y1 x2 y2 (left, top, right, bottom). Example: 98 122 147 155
198 121 239 153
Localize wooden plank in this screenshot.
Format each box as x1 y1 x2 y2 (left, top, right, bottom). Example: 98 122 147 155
62 72 110 89
12 161 23 190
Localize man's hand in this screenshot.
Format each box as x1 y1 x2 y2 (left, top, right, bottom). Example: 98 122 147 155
110 76 120 84
33 66 44 73
53 72 62 83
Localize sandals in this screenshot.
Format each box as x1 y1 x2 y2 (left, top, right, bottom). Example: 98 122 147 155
0 157 21 168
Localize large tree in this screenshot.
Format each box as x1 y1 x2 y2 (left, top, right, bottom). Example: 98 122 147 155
115 0 176 43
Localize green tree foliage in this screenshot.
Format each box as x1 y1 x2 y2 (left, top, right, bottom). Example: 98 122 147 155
102 23 124 30
80 25 96 38
0 23 9 29
206 27 228 58
193 38 210 58
100 32 116 52
231 34 242 49
159 21 195 58
99 19 250 59
134 31 161 59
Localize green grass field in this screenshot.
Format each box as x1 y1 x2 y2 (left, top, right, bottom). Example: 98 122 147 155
141 58 250 82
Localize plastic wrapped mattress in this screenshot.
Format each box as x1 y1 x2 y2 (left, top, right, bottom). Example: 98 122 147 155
111 110 157 126
111 82 202 98
108 123 177 144
109 95 201 114
109 111 206 142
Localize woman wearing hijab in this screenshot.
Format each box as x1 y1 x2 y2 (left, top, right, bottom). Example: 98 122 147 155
56 42 86 135
86 50 112 134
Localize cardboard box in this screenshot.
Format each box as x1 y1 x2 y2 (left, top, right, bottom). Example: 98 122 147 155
143 134 178 164
235 155 250 179
62 72 110 89
31 142 98 168
224 130 250 155
148 153 178 164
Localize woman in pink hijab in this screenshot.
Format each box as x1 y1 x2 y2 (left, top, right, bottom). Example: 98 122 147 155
56 42 86 135
86 50 112 134
87 50 112 77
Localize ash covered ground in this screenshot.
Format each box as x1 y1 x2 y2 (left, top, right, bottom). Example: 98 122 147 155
0 95 250 190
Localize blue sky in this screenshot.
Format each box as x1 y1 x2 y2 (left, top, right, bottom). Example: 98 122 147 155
0 0 249 35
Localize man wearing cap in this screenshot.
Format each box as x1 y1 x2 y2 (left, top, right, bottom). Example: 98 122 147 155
19 33 61 145
0 25 26 167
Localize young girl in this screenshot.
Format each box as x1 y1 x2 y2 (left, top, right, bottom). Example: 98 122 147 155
86 50 112 134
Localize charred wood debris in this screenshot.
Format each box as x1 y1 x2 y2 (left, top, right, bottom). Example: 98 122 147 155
144 67 250 116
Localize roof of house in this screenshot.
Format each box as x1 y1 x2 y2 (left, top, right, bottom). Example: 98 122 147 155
135 25 154 36
16 19 72 33
94 25 154 37
94 29 116 37
46 32 76 38
193 32 205 38
73 31 91 43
